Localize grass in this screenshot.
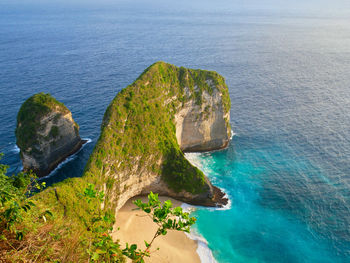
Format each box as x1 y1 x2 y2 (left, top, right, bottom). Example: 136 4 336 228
1 173 125 262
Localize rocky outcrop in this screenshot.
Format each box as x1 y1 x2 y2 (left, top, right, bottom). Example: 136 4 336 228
83 62 231 212
175 83 230 152
16 93 84 177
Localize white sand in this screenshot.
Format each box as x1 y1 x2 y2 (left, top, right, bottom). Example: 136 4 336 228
112 196 200 263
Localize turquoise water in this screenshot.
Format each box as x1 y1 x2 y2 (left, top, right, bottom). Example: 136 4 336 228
1 0 350 262
188 137 349 262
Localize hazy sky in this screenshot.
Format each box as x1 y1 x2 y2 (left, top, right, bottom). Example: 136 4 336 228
1 0 350 20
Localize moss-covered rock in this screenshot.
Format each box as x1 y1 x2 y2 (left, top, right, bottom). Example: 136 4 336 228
16 93 83 177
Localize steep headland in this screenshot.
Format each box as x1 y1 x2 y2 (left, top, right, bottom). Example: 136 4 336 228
84 61 231 211
16 93 84 177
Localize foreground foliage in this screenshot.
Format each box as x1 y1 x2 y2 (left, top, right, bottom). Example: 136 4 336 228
0 157 39 241
0 157 196 262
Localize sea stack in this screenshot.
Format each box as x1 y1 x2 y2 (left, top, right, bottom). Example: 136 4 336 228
83 62 231 211
16 93 84 177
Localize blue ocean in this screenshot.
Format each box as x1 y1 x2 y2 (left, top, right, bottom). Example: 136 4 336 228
1 0 350 262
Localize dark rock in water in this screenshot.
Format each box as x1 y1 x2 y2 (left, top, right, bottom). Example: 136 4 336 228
16 92 84 177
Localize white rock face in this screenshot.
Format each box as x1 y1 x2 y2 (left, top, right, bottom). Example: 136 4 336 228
20 111 82 176
175 84 230 152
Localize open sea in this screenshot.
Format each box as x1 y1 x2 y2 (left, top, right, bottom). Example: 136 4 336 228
1 0 350 262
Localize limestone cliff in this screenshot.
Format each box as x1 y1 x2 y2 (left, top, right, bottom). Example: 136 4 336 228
175 82 230 152
16 93 84 177
84 62 231 212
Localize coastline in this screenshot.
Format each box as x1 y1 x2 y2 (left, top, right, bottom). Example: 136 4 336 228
113 196 202 263
181 203 218 263
184 231 218 263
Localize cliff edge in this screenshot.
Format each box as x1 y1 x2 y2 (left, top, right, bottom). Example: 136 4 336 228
16 93 84 177
84 62 231 211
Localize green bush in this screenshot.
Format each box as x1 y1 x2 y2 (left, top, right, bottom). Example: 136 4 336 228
0 154 47 242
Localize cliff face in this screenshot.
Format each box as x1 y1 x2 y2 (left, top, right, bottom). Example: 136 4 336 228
16 93 83 177
83 62 231 211
175 82 230 152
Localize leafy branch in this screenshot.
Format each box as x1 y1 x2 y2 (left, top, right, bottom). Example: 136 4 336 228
82 183 121 262
82 185 196 263
124 191 196 263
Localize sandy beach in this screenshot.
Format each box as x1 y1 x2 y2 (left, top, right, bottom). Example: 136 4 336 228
112 196 200 263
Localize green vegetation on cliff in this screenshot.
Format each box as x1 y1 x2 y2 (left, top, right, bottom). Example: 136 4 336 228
84 61 230 198
16 93 70 151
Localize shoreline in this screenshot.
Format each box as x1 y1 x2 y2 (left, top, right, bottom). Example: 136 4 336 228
181 203 218 263
184 231 217 263
113 196 203 263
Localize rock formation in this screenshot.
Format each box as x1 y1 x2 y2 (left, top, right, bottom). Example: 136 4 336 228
83 62 231 212
16 93 84 177
175 82 230 152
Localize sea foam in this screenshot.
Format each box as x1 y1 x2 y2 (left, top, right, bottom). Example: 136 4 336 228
185 152 232 210
181 203 218 263
11 144 20 153
183 152 233 262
